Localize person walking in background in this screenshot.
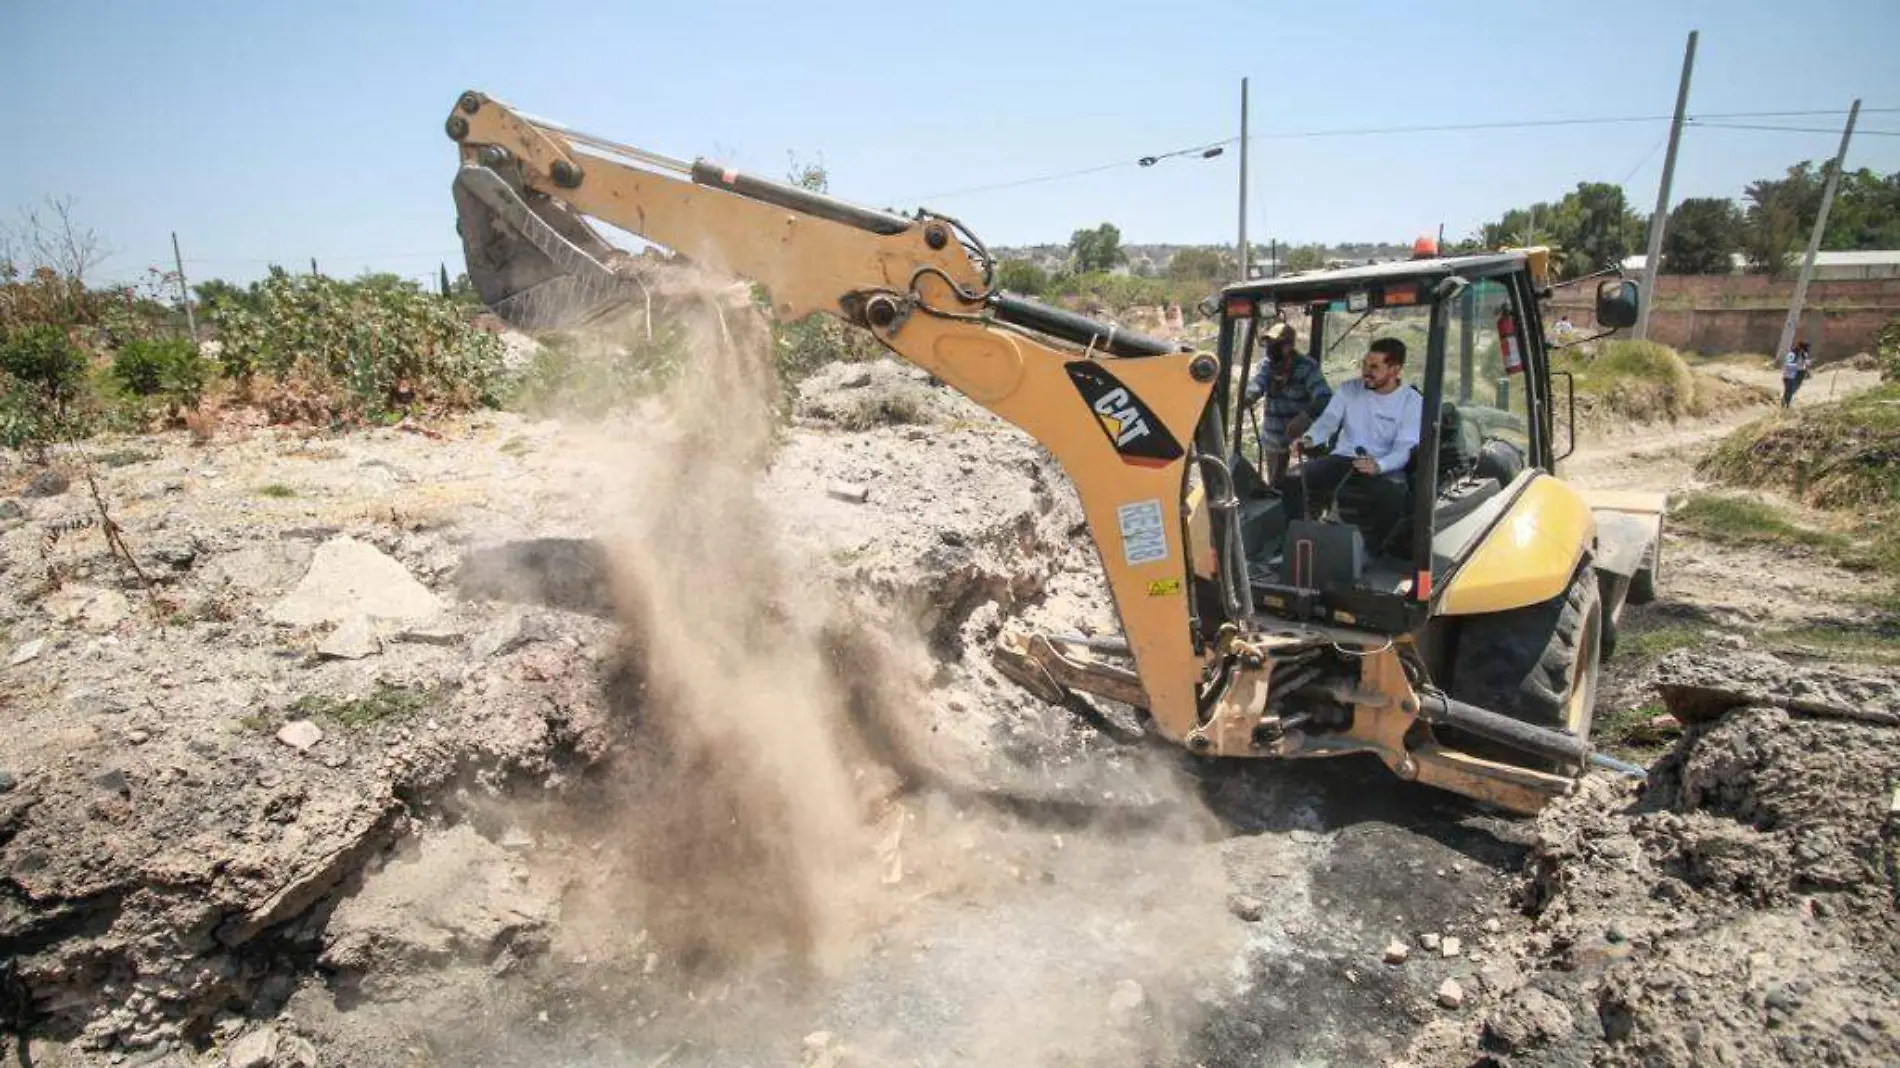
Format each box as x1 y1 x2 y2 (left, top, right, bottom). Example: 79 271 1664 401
1781 340 1812 408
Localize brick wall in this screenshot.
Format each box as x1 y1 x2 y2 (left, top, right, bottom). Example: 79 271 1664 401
1550 275 1900 359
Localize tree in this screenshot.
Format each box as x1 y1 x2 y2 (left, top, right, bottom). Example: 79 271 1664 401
1167 247 1234 281
1477 183 1642 278
1555 182 1645 277
1068 223 1124 273
995 259 1050 295
1820 168 1900 249
9 196 108 286
1660 197 1743 275
1284 244 1326 272
1741 164 1821 275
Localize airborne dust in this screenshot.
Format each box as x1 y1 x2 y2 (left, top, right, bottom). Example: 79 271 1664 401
470 265 1242 1067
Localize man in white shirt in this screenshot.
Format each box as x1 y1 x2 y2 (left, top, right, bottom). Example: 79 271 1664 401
1276 337 1423 553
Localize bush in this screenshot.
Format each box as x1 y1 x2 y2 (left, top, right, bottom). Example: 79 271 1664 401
995 259 1051 295
212 269 505 421
1553 339 1765 422
1878 315 1899 382
1 324 89 410
775 314 883 387
0 324 91 448
111 338 209 411
509 325 687 418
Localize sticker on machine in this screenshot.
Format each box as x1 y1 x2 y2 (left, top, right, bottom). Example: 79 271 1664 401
1117 498 1169 566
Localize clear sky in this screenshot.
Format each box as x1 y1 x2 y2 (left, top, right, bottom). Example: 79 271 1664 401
5 0 1898 286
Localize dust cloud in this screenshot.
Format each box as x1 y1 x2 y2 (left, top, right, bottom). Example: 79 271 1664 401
488 263 1240 1066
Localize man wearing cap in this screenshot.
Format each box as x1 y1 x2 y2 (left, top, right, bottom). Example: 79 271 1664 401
1243 321 1333 484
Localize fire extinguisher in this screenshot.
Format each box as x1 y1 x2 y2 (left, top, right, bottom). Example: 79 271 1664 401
1498 307 1525 376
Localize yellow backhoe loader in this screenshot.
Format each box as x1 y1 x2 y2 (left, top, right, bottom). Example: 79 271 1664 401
443 90 1665 814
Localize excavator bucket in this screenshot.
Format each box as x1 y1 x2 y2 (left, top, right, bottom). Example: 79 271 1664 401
451 162 640 331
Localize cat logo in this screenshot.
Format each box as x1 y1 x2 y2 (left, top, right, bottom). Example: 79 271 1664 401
1064 362 1184 468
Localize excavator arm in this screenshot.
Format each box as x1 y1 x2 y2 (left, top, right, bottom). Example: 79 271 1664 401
445 90 1230 745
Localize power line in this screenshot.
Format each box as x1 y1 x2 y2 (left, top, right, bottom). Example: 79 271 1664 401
1616 129 1674 187
914 107 1900 202
1690 121 1900 137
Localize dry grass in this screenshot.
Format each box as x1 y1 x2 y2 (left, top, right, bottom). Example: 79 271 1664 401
1556 341 1772 425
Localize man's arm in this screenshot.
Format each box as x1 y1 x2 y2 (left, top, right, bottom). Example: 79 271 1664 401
1300 359 1334 417
1244 356 1273 404
1301 383 1349 448
1374 390 1424 474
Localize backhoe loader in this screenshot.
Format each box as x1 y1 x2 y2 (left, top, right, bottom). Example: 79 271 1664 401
442 90 1665 814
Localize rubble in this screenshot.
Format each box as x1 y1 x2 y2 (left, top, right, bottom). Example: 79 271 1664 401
275 720 324 751
1435 978 1465 1009
1384 940 1411 965
267 535 443 625
1652 648 1900 725
317 613 381 659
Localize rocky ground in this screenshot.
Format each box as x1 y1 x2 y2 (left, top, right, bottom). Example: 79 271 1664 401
1 354 1895 1067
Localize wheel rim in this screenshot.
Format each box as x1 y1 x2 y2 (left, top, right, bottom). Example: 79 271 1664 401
1564 602 1603 736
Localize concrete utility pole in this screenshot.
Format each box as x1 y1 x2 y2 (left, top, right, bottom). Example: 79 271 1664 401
1776 99 1861 361
1635 30 1698 341
171 231 198 344
1237 77 1250 282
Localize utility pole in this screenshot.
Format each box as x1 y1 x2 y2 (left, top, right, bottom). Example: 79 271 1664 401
1776 99 1860 361
311 257 320 277
1635 30 1697 341
171 231 198 344
1237 76 1250 282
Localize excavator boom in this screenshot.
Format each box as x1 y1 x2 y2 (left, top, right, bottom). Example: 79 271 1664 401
446 90 1221 748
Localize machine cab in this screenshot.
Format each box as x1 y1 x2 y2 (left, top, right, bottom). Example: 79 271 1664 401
1208 252 1579 634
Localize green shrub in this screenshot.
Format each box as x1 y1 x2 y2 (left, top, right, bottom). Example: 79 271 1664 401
509 326 688 417
1878 315 1899 382
211 269 505 420
1 324 89 411
775 314 883 388
0 324 90 448
111 338 209 409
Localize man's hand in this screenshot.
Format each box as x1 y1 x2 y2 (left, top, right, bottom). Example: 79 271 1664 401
1243 387 1262 407
1352 456 1378 476
1286 413 1312 440
1289 438 1305 463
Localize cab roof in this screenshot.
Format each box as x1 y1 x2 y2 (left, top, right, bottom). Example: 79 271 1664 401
1224 251 1534 302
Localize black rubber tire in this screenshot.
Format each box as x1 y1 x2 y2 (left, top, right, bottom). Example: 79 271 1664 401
1447 565 1603 766
1627 564 1657 606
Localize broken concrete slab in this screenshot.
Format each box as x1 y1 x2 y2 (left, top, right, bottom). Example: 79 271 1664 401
318 614 381 660
268 536 443 626
467 612 549 660
9 638 46 666
396 618 464 647
225 1026 277 1068
1652 649 1900 726
826 480 871 504
44 586 132 633
276 720 324 752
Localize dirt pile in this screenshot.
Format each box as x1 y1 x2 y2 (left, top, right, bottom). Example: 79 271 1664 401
1405 651 1900 1067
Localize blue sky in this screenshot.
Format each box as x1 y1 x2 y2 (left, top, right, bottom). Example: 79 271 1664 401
5 0 1898 285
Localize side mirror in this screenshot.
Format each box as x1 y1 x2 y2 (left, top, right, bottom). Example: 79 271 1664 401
1595 279 1640 330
